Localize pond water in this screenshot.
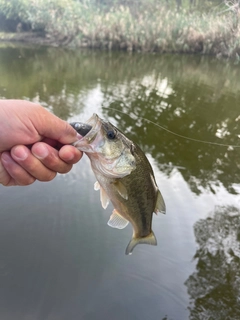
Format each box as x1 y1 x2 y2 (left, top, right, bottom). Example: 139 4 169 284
0 44 240 320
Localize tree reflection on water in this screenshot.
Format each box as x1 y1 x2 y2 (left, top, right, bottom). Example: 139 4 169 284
185 206 240 320
1 42 240 320
101 70 240 195
0 46 240 196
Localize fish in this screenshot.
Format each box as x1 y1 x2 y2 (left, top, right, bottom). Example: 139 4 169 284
70 114 166 255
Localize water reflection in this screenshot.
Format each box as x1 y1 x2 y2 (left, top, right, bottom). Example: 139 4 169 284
101 74 240 195
1 44 240 319
0 46 240 195
185 206 240 319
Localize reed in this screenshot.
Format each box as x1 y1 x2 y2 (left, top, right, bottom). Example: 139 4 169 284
1 0 240 58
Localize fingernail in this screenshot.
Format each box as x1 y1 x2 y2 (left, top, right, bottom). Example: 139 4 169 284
76 133 83 139
12 146 28 161
32 143 48 159
63 152 74 161
1 152 11 163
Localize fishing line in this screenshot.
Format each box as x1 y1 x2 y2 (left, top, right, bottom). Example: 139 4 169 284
103 106 240 148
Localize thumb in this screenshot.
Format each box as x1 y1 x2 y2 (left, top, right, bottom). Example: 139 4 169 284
36 108 78 145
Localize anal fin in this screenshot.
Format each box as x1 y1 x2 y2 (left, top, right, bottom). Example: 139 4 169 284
107 209 129 229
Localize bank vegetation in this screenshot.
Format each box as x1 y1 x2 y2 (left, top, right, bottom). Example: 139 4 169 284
0 0 240 58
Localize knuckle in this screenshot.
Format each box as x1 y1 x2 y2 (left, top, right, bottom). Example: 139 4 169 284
1 180 11 187
19 177 36 186
58 164 72 174
38 171 56 182
44 153 59 168
9 164 23 177
43 153 71 174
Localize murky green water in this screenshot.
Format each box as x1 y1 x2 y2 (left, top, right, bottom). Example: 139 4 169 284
0 44 240 320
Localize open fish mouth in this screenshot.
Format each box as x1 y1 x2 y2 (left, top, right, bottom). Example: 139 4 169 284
70 121 93 136
70 113 104 152
70 113 101 141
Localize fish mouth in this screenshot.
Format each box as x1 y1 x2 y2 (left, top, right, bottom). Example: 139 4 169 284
70 122 93 137
70 113 102 149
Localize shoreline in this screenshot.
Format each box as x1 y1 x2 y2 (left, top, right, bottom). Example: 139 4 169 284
0 32 58 47
0 31 239 61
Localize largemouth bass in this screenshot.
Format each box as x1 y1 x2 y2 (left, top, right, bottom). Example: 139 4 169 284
71 114 166 255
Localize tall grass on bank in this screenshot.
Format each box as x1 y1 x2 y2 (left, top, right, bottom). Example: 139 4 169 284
1 0 240 58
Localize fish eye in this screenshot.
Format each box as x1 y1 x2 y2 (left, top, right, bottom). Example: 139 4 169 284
107 130 116 140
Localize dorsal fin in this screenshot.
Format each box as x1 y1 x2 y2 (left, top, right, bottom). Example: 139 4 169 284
154 190 166 214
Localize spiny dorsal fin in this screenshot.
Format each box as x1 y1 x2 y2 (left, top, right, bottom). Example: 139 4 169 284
107 209 129 229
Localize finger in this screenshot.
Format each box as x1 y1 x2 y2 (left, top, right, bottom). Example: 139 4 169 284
36 138 83 164
0 152 15 186
0 152 36 186
33 106 79 144
31 142 73 174
59 145 83 164
41 137 59 148
11 145 57 181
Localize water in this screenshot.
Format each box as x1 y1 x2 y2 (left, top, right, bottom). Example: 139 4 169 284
0 44 240 320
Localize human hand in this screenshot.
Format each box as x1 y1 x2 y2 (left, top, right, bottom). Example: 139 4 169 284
0 100 82 186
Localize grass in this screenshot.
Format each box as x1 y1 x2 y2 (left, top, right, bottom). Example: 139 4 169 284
1 0 240 58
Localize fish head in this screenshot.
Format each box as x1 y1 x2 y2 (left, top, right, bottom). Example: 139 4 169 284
73 114 136 178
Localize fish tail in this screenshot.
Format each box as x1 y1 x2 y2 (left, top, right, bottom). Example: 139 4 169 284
125 231 157 255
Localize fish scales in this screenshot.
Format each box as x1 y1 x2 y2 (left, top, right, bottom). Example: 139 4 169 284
110 143 157 237
71 113 166 255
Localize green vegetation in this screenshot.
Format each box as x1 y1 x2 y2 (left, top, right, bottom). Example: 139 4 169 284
0 0 240 58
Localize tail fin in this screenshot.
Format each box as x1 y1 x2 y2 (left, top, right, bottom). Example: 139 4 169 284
125 231 157 255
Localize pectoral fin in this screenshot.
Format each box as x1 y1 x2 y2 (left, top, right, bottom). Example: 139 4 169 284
113 181 128 200
107 209 129 229
154 190 166 214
